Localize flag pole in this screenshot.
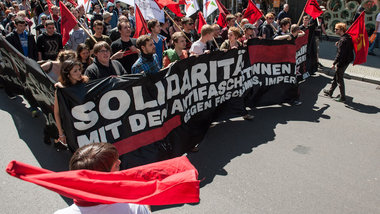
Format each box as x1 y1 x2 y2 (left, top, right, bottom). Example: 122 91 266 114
213 37 220 49
235 20 244 32
297 0 309 26
78 20 97 43
97 0 106 12
162 9 192 44
297 11 305 26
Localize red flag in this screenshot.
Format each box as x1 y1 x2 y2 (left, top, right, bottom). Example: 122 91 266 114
243 0 263 24
133 5 150 39
304 0 323 19
6 156 200 205
46 0 54 15
154 0 184 17
216 0 229 28
60 1 78 46
67 0 78 7
197 12 206 34
346 12 369 65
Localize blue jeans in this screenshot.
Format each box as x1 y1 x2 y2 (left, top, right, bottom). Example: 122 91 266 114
369 32 380 53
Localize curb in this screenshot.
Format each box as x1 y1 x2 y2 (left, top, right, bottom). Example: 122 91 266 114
317 68 380 86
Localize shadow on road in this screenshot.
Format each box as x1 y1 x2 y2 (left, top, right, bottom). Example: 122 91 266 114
344 96 380 114
0 90 73 204
152 75 332 212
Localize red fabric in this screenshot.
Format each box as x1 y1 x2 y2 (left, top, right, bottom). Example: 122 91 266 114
46 0 54 15
216 0 229 28
304 0 323 19
197 12 206 34
113 115 181 156
178 0 186 4
154 0 183 17
133 5 150 39
60 2 78 46
67 0 78 7
243 0 263 24
248 44 296 64
6 156 200 205
346 12 369 65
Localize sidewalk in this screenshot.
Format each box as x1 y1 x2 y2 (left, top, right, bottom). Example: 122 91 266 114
318 40 380 85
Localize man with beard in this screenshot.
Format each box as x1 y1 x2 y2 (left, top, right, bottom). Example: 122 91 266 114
131 35 160 75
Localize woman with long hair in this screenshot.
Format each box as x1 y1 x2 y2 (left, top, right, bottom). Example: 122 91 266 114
41 50 77 82
54 60 88 148
76 43 93 71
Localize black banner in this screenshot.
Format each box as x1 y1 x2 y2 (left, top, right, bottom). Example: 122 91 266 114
0 36 58 141
295 29 310 81
0 36 300 169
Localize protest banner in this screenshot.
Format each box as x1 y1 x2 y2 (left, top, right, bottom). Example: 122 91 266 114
0 36 58 142
295 29 310 81
0 36 300 168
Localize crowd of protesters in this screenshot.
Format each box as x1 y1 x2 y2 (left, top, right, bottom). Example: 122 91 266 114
1 0 354 147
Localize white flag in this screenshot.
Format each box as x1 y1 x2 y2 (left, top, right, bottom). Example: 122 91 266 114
134 0 165 23
185 0 199 17
203 0 218 18
117 0 135 7
77 0 91 12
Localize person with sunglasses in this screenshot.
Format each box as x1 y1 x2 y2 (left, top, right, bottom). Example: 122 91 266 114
323 23 354 103
258 13 275 40
181 17 199 51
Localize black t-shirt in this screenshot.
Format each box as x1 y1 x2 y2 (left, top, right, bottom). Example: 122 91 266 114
111 38 139 74
206 37 224 51
184 30 199 50
85 58 127 80
34 24 45 35
36 32 63 60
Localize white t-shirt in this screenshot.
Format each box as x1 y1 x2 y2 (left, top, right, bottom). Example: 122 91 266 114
54 203 150 214
189 40 207 55
376 13 380 33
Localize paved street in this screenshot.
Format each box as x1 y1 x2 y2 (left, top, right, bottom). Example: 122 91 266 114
1 41 380 213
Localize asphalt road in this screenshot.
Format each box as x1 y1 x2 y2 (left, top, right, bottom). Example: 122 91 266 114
1 71 379 213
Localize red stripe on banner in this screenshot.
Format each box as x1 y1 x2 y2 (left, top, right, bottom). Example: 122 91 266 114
248 44 296 64
114 115 181 155
296 30 309 50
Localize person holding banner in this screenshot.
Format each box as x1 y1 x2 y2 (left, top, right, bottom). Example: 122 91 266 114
323 23 354 103
190 24 214 56
132 35 160 75
54 142 151 213
258 13 275 39
85 41 127 79
54 60 89 147
41 50 77 82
